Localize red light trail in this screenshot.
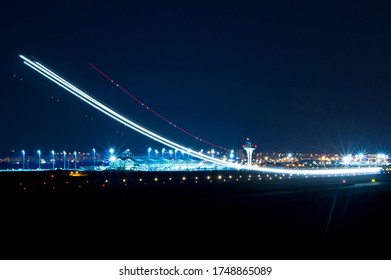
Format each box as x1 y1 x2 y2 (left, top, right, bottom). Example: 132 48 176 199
89 63 229 151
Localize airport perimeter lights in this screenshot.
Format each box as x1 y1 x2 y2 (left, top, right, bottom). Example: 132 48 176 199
74 151 77 170
37 150 41 169
63 151 66 169
22 150 25 169
93 148 96 170
51 150 55 170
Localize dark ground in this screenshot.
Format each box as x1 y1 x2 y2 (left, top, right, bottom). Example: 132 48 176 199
1 169 391 260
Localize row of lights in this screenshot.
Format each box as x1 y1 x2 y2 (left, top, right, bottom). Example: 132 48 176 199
147 147 191 160
19 148 97 170
146 147 236 160
18 173 380 192
342 153 388 165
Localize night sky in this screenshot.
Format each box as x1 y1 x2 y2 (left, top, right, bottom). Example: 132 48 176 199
1 0 391 156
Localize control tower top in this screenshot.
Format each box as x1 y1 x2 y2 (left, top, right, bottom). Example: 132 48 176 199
242 137 257 149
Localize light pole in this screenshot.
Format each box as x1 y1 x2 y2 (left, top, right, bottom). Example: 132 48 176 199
74 151 77 170
155 149 159 157
93 148 96 170
288 153 293 166
162 148 165 159
37 150 41 169
148 147 152 158
22 150 25 169
174 149 177 160
169 149 173 159
63 151 66 169
51 150 55 170
230 150 234 162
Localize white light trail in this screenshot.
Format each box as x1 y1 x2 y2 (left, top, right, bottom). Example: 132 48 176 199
20 55 382 176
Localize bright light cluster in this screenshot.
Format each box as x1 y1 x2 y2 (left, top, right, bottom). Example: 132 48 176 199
20 55 382 176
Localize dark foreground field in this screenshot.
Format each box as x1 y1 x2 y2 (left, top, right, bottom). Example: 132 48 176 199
1 169 391 260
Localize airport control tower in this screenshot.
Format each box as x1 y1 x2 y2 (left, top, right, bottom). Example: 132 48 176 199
243 138 257 166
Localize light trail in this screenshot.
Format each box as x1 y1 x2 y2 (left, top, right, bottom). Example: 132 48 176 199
89 63 229 151
20 54 382 176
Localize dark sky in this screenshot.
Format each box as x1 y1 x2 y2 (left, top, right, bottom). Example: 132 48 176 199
1 0 391 156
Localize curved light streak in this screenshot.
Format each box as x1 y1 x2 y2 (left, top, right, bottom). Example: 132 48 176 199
20 55 382 176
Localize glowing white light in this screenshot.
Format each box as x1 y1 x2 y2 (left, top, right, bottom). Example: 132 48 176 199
110 156 116 162
20 54 382 176
377 153 387 160
358 153 364 160
343 156 351 165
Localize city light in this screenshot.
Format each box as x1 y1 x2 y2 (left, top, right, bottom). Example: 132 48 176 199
343 155 351 165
